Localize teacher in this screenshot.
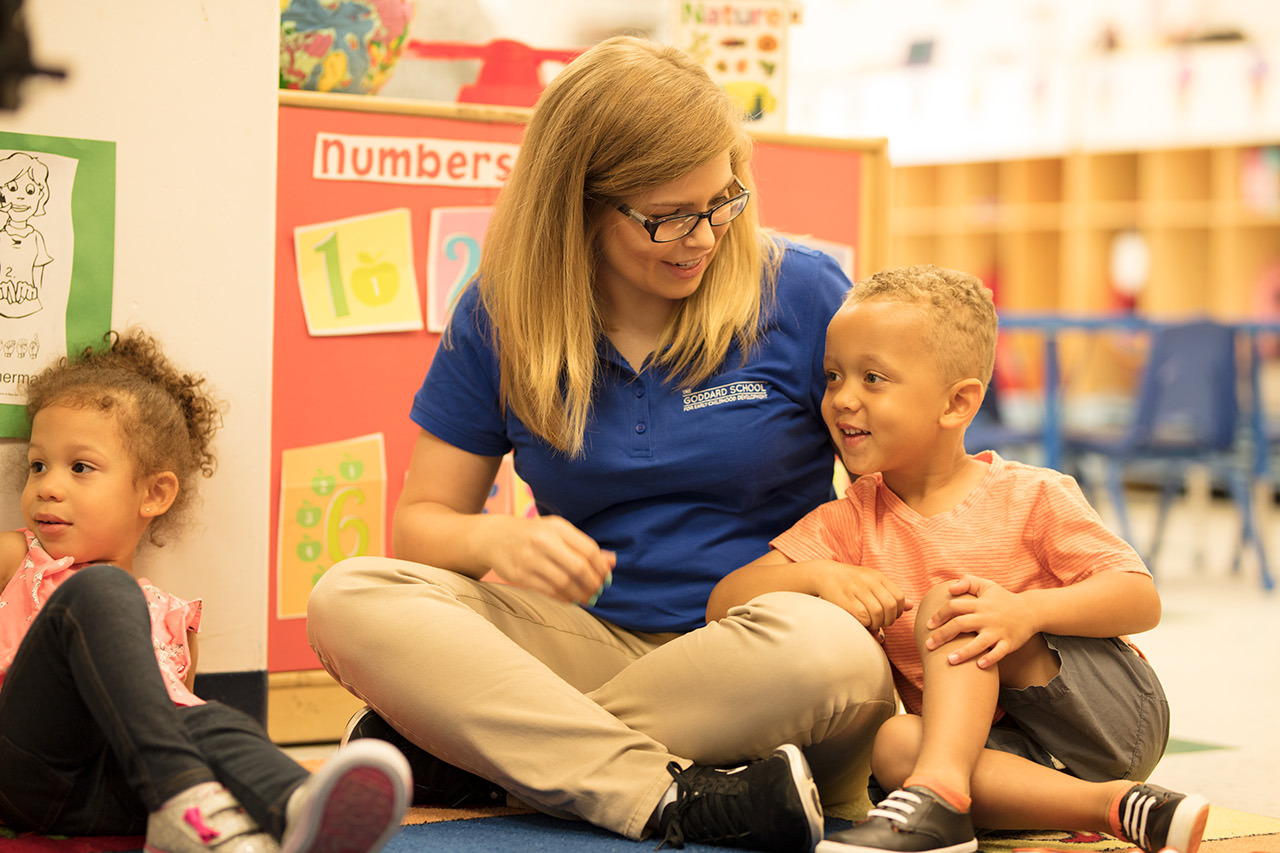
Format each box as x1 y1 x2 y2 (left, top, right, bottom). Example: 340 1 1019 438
308 36 894 853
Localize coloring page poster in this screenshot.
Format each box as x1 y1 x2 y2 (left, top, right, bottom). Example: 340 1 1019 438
671 0 793 132
0 132 115 436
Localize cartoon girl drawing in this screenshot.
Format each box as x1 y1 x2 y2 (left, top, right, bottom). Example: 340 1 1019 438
0 152 53 319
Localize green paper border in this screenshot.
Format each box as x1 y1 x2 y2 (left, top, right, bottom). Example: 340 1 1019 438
0 131 115 437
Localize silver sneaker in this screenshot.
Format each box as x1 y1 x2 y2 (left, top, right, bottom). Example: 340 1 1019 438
144 782 278 853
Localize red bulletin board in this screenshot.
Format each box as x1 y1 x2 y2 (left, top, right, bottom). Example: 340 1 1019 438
270 89 888 672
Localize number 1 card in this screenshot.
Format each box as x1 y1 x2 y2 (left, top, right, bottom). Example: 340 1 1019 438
293 208 424 336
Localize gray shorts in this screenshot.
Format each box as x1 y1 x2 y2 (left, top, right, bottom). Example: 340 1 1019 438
870 634 1170 800
987 634 1170 782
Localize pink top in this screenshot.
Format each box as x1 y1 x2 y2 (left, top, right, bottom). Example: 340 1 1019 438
0 528 204 706
771 452 1150 716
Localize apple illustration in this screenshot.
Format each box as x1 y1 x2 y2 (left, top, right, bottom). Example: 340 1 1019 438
311 566 327 587
311 469 337 496
339 454 364 482
296 535 323 562
296 500 321 528
351 252 399 306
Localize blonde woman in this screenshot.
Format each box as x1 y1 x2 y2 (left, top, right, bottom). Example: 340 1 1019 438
308 36 895 853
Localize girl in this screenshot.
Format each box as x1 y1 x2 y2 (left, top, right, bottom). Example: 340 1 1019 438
0 330 411 853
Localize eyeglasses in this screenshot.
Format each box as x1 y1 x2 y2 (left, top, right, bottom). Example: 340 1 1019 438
616 177 750 243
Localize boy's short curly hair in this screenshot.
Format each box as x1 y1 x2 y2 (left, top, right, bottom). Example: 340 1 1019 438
847 264 998 388
24 328 225 546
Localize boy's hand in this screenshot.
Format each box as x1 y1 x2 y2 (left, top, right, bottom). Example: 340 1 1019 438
811 561 911 633
924 575 1034 669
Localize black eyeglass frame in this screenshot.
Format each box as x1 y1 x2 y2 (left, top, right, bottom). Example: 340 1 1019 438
615 177 750 243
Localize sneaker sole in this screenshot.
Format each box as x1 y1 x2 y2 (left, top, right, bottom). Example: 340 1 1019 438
1164 793 1210 853
340 706 378 747
775 743 825 852
816 838 977 853
283 740 411 853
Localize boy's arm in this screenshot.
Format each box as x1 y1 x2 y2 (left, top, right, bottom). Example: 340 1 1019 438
707 549 909 631
925 570 1160 669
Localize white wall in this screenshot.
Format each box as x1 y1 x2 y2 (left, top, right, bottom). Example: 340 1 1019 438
0 0 277 673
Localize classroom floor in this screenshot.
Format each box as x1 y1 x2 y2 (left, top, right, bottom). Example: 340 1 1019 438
285 490 1280 820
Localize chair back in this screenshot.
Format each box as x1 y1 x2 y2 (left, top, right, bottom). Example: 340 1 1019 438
1126 320 1238 452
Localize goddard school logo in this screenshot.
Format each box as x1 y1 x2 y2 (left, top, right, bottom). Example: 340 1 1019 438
682 381 769 411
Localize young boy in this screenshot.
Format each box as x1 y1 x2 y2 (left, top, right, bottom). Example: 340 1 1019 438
707 266 1209 853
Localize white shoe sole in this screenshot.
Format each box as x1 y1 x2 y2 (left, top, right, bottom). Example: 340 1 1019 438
281 739 411 853
775 743 825 852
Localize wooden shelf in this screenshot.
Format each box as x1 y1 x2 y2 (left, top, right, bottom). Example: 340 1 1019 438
888 145 1280 320
887 144 1280 393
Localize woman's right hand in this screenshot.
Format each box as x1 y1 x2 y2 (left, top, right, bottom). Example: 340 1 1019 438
482 514 616 604
392 429 614 604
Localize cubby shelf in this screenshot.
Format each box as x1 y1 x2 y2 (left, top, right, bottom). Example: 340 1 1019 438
886 144 1280 399
888 144 1280 320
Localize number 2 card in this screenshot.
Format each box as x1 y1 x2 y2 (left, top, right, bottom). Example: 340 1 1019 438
426 206 492 332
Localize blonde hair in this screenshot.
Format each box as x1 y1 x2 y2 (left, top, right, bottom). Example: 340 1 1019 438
847 265 997 388
472 35 781 456
24 329 225 546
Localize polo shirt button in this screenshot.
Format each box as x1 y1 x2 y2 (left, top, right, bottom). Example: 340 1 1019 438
635 423 647 434
635 386 645 398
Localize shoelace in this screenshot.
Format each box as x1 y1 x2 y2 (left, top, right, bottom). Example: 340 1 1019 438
658 761 752 849
1118 789 1160 849
865 789 925 826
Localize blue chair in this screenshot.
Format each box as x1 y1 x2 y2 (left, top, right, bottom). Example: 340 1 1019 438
1062 320 1269 582
965 372 1043 463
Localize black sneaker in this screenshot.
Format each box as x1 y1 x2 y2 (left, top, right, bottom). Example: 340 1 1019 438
1114 783 1210 853
657 743 823 853
815 786 976 853
342 706 506 808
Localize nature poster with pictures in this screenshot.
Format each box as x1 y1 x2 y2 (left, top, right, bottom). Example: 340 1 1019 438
0 131 114 436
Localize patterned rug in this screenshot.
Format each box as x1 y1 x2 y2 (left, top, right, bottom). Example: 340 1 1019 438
4 795 1276 852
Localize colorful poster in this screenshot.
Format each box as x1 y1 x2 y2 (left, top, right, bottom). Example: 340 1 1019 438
293 208 423 336
484 452 538 519
427 206 491 331
0 132 114 436
276 433 386 619
670 1 793 132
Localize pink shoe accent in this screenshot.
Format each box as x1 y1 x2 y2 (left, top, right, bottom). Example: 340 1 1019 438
183 806 221 843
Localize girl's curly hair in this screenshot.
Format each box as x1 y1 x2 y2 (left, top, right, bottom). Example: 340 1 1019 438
24 328 225 546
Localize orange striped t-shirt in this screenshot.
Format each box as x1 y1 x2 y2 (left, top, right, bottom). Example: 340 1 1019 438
770 451 1149 715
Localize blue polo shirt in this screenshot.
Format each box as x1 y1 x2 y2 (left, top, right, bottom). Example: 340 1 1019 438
411 242 850 633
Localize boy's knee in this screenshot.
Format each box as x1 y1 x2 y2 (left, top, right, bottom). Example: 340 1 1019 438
870 714 920 789
912 581 966 645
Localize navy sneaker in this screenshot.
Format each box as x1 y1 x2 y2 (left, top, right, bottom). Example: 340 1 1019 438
657 744 823 853
815 786 976 853
342 706 505 808
1114 783 1210 853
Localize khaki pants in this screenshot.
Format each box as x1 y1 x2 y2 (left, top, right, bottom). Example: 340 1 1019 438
307 557 895 839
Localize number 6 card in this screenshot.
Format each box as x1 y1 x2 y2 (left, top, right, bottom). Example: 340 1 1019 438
276 433 386 619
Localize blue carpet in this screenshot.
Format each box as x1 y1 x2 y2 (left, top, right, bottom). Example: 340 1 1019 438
382 814 856 852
